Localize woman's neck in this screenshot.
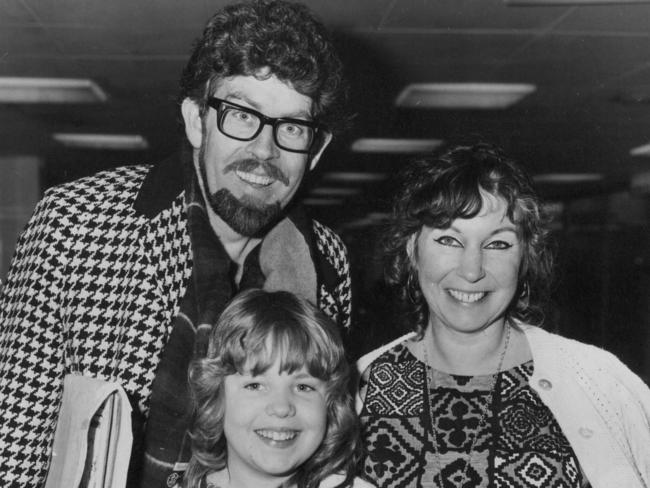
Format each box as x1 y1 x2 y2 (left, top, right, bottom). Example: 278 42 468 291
410 320 531 376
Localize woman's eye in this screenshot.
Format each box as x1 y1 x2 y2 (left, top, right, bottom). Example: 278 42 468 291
244 382 261 391
485 240 513 250
434 235 461 247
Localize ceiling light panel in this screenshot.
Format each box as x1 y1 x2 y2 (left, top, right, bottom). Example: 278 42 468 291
505 0 650 5
301 198 345 206
533 173 603 183
53 133 148 150
0 77 108 103
630 143 650 157
351 138 444 154
309 187 362 196
395 83 536 110
321 172 388 183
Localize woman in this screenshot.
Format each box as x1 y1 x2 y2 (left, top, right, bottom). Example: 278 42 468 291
356 144 650 488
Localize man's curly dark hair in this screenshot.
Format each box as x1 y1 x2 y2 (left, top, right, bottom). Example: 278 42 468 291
179 0 349 135
383 143 555 338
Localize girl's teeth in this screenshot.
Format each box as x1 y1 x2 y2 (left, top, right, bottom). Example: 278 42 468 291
236 170 273 185
449 290 486 303
256 429 297 441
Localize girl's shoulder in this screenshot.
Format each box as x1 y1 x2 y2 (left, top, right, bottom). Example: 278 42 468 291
319 474 377 488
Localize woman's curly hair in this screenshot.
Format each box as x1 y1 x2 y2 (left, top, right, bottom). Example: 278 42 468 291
179 0 349 136
383 143 555 338
183 289 361 488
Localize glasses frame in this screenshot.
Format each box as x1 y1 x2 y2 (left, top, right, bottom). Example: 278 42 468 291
206 96 325 154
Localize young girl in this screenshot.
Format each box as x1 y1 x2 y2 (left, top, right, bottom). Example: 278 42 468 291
184 289 374 488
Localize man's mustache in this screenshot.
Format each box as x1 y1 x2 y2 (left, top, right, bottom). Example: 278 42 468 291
224 159 289 187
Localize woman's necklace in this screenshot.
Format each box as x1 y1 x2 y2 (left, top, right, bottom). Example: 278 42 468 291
421 324 511 488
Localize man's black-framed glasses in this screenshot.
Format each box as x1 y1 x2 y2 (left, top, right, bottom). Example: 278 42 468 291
207 97 325 154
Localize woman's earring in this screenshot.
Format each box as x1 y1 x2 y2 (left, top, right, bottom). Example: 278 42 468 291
520 281 529 299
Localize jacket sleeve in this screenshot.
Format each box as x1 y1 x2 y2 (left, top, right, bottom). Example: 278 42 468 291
0 190 71 487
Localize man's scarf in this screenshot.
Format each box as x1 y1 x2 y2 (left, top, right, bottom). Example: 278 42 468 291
136 164 319 488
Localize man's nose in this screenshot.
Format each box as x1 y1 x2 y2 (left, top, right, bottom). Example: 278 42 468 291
247 124 280 161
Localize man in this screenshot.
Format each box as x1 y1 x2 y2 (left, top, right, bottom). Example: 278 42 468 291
0 1 352 486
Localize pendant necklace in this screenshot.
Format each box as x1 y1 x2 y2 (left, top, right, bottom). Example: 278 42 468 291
422 323 511 488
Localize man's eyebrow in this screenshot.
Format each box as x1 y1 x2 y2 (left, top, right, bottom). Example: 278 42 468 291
223 91 312 120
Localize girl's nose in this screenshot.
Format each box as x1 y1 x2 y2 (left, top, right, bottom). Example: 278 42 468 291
265 391 296 418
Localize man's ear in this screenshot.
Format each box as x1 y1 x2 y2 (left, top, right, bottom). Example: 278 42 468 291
308 131 333 171
181 98 203 149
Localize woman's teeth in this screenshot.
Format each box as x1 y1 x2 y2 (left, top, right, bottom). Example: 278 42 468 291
448 289 486 303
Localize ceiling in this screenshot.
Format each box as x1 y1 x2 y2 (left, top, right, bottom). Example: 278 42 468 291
2 0 650 232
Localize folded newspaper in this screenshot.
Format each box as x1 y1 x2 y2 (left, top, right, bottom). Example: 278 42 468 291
45 374 133 488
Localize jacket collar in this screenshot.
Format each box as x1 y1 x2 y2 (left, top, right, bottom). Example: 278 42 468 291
133 151 187 218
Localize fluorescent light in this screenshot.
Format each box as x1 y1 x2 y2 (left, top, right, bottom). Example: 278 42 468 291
0 77 107 103
53 133 149 150
367 212 391 220
506 0 649 5
631 172 650 193
630 143 650 157
351 138 444 154
321 172 387 183
395 83 535 110
309 187 361 196
533 173 603 183
301 198 344 206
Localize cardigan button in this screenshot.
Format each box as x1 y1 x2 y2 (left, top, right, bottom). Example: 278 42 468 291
538 379 552 390
579 427 594 438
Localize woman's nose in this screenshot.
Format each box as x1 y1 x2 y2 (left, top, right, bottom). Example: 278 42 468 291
458 247 486 282
265 391 296 418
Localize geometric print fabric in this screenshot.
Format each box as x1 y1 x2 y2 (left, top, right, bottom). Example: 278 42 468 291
360 343 591 488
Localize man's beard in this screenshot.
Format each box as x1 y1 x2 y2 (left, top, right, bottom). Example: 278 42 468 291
198 147 283 237
207 188 282 237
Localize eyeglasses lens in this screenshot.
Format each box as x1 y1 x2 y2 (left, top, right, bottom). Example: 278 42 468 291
220 106 314 152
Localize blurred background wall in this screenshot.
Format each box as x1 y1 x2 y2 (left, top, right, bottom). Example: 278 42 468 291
0 0 649 381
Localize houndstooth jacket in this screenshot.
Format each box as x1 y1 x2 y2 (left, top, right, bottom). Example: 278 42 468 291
0 157 352 487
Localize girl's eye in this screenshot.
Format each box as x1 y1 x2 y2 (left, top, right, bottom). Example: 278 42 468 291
244 382 262 391
296 383 316 393
434 235 462 247
485 240 513 250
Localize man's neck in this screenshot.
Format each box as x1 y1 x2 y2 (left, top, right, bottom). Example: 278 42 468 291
206 209 262 282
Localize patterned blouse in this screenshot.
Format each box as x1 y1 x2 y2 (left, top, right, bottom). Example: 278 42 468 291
359 344 591 488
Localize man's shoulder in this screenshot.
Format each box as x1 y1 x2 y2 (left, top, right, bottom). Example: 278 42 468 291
44 164 152 202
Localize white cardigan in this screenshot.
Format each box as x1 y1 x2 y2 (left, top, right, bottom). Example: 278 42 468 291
356 325 650 488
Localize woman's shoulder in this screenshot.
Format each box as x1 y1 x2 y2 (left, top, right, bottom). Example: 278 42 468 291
521 324 649 389
319 474 377 488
